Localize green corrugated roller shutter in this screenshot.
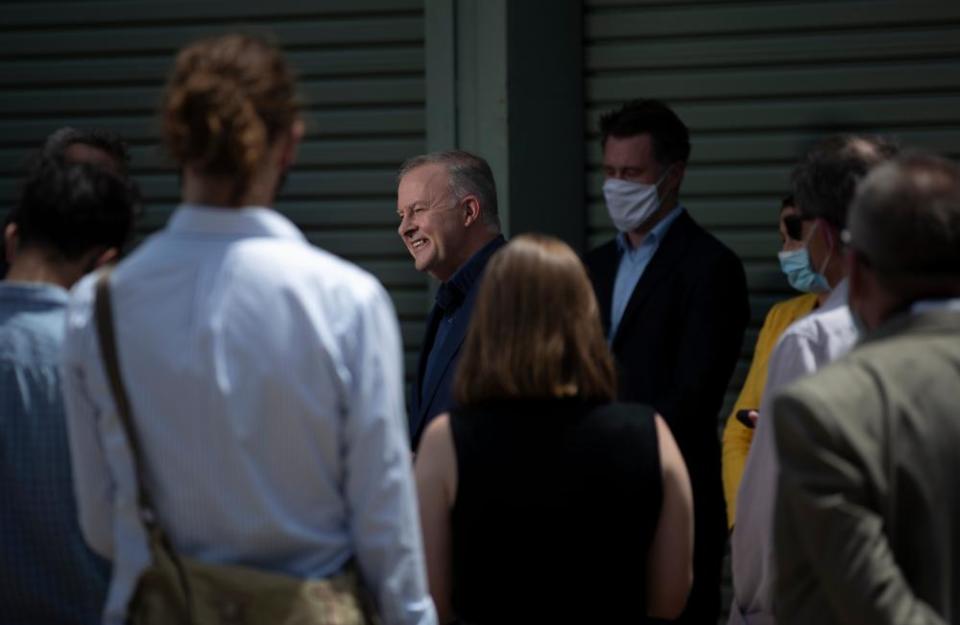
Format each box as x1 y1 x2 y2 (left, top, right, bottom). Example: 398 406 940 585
584 0 960 418
0 0 428 375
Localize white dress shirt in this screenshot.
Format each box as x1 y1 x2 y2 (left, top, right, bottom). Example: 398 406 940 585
730 279 858 625
62 204 436 625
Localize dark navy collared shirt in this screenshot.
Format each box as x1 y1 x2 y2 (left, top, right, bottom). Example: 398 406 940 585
421 235 507 406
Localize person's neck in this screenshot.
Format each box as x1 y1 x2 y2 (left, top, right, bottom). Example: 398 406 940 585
824 257 846 292
182 168 276 208
5 249 81 289
440 229 501 284
888 283 960 319
625 199 678 249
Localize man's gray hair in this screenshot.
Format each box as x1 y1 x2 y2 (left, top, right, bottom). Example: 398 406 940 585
397 150 500 229
848 151 960 283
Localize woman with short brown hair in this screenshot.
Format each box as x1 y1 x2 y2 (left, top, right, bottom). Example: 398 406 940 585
415 234 694 623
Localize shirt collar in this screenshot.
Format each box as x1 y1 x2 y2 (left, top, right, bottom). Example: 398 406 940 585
615 205 685 253
0 281 69 305
436 235 506 311
821 277 849 312
911 297 960 314
167 203 306 241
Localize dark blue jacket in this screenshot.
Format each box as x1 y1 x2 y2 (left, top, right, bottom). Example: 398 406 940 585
409 235 506 449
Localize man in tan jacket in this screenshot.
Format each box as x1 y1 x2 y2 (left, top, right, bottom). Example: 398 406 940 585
773 152 960 624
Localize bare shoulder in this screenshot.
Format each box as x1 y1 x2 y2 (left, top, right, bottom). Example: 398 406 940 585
653 414 686 476
421 413 453 452
416 413 458 500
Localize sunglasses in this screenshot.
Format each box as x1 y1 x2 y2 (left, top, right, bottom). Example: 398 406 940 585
781 214 805 241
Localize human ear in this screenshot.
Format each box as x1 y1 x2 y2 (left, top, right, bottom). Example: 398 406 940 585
94 247 119 268
461 195 482 227
279 119 305 171
669 162 686 186
4 223 18 264
845 249 861 297
662 162 685 200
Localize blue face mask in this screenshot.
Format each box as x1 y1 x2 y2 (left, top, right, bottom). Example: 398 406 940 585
778 248 831 293
778 221 832 293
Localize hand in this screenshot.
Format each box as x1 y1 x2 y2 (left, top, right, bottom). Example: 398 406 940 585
736 409 760 429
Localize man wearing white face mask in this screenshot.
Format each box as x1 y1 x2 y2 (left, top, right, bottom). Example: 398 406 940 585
584 99 750 625
729 134 898 625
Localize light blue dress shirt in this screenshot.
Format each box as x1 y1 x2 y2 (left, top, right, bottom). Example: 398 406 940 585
609 205 685 341
61 205 436 625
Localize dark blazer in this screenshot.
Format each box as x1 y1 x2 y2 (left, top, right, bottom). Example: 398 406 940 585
409 236 506 449
585 209 749 623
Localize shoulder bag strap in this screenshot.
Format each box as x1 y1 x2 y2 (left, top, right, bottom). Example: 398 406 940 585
94 267 202 623
94 269 197 620
93 268 159 523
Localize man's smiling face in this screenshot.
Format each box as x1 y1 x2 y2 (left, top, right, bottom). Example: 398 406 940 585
397 163 470 282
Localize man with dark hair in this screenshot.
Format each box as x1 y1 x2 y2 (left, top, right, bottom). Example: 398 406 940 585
774 152 960 624
0 155 137 623
1 127 133 277
787 135 900 296
730 135 898 625
584 98 750 624
396 150 506 449
42 126 131 175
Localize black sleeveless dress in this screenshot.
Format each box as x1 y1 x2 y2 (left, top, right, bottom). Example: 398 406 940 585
449 398 663 624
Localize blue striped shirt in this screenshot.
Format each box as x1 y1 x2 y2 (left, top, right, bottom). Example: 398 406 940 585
0 282 109 624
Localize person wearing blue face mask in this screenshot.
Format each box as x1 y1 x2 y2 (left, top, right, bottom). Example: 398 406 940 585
721 196 825 531
729 134 899 625
773 152 960 625
584 98 750 625
778 210 831 294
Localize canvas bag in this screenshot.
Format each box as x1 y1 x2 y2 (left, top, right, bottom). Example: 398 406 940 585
93 270 378 625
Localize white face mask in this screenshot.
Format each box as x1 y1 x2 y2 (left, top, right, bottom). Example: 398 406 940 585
603 167 672 232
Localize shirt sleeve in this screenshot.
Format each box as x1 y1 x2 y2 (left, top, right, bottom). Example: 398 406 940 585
721 414 754 529
774 389 947 625
723 298 819 529
740 328 821 513
730 326 824 612
340 283 437 625
763 331 820 403
61 276 116 559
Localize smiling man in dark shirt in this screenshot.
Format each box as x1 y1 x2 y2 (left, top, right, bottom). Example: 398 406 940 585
396 150 505 449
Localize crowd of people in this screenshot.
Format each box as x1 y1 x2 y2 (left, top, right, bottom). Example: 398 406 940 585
3 32 960 625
